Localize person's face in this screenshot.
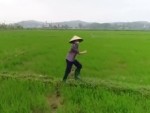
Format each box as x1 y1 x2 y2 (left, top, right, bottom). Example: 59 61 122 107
74 40 79 44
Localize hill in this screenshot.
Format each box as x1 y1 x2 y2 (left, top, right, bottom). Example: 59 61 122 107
15 20 150 30
86 21 150 30
16 20 44 28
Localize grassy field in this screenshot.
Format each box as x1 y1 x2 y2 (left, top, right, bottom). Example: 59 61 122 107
1 30 150 113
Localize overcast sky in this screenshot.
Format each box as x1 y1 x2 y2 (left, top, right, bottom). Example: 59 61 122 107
0 0 150 23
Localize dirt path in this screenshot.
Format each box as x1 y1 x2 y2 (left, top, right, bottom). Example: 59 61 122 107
47 83 64 113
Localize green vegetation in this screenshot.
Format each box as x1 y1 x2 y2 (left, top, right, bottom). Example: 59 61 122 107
0 24 23 30
60 85 150 113
0 78 53 113
1 30 150 113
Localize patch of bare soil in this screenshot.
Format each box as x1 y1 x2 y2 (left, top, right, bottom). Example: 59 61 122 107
47 85 64 113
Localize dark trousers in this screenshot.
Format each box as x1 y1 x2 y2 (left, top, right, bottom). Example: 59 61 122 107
63 59 82 81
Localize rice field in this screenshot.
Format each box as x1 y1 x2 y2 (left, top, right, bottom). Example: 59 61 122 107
1 30 150 113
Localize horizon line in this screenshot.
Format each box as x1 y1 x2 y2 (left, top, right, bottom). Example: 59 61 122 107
1 20 150 24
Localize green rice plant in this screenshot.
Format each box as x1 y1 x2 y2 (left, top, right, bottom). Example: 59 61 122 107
0 78 53 113
58 85 150 113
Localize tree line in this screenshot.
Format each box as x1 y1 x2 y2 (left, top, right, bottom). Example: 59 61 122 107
0 23 23 30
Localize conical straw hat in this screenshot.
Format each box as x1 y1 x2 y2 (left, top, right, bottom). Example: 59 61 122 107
69 35 83 43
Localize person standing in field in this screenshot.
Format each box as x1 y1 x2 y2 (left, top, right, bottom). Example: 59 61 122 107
63 35 87 82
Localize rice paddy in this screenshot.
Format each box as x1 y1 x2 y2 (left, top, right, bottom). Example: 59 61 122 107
1 30 150 113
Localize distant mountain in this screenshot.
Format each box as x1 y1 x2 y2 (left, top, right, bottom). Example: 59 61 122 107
85 21 150 30
15 20 150 30
51 20 90 28
16 20 90 28
16 20 44 28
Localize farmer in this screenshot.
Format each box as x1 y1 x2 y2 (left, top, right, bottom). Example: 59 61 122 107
63 35 87 82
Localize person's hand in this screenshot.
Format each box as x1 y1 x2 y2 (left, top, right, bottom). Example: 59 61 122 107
82 50 87 54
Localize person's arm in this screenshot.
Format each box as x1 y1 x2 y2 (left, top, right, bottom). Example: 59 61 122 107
71 43 87 55
79 50 87 55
